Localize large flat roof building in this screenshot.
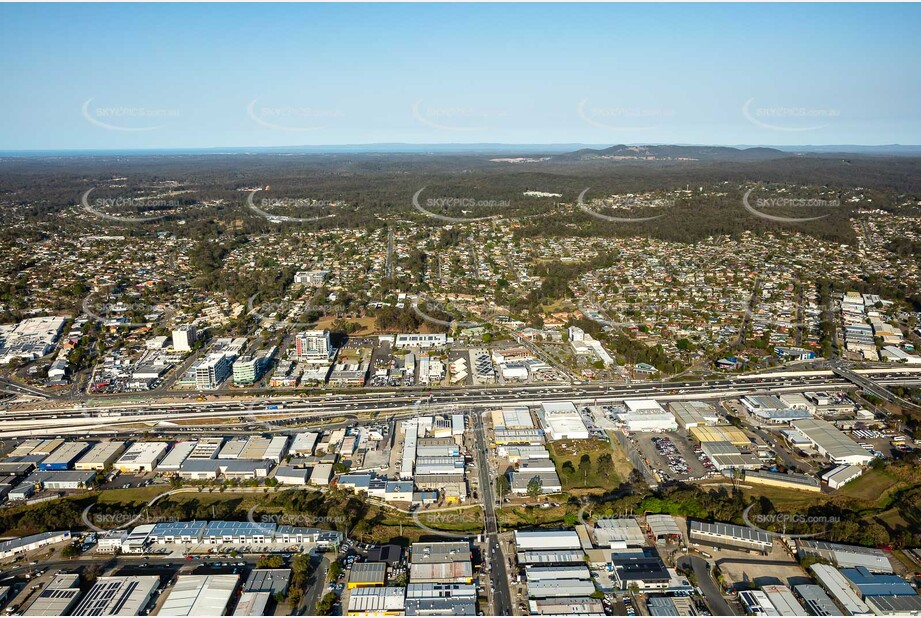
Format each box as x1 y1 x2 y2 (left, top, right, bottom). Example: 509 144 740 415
232 592 270 616
791 418 874 465
527 580 597 598
243 569 291 595
75 441 127 470
530 597 605 616
741 395 810 424
645 514 682 542
38 442 90 471
809 563 872 616
794 584 839 616
411 541 471 563
617 399 678 432
690 425 751 447
348 562 387 589
289 432 319 456
410 541 473 584
23 573 81 616
515 530 581 551
72 576 159 616
539 402 589 440
761 585 808 616
0 531 72 559
668 401 719 429
492 407 535 430
159 574 240 616
157 441 197 472
797 540 893 572
516 549 586 565
593 518 646 548
114 442 168 473
688 520 772 554
610 553 671 591
865 595 921 616
346 587 405 616
841 566 917 597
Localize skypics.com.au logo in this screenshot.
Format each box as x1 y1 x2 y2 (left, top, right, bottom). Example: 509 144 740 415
411 100 507 132
742 188 839 224
247 292 345 329
410 510 479 540
247 100 343 132
82 99 179 132
742 506 840 540
81 188 175 224
412 188 510 224
411 294 497 331
246 509 349 538
577 188 668 224
577 99 675 131
246 189 337 224
742 98 840 133
82 294 172 329
81 504 179 534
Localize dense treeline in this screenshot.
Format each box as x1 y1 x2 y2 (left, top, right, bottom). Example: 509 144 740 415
567 316 685 373
574 462 915 549
3 153 921 246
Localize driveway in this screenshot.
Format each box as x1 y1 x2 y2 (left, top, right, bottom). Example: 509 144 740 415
677 555 734 616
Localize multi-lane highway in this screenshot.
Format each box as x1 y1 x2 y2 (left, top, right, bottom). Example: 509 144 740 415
3 367 921 437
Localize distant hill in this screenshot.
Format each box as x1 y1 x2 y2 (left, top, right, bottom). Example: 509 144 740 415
554 144 788 162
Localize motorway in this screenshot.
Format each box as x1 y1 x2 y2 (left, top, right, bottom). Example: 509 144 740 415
4 367 921 437
472 411 512 616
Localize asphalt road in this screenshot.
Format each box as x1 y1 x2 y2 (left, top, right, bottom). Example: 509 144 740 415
678 555 735 616
302 553 330 616
5 369 917 418
473 411 512 616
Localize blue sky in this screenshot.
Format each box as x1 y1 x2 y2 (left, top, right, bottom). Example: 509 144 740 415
1 3 919 150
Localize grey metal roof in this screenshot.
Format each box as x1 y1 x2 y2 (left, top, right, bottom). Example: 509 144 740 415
689 520 772 545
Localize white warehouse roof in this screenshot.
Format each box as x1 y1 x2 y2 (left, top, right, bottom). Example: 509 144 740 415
515 530 582 551
160 574 240 616
791 419 874 464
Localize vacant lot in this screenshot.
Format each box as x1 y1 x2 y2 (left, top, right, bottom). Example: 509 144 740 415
838 467 904 506
548 437 632 495
498 503 569 529
713 543 810 590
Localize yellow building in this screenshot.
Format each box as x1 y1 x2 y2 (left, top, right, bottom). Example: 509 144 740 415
691 425 750 448
347 562 386 589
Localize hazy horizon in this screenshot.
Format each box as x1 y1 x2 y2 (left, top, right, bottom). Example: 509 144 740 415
2 3 920 150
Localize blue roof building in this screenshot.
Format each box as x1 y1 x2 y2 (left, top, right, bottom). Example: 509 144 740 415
842 567 918 597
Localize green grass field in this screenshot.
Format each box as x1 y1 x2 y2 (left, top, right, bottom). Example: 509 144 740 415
548 437 632 495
